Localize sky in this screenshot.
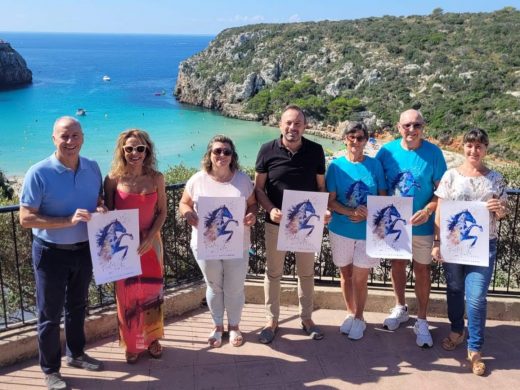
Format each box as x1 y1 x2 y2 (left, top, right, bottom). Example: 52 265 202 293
1 0 519 35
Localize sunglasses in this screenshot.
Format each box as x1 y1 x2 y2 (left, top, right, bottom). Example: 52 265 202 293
123 145 147 153
211 148 233 156
401 122 425 130
346 135 366 142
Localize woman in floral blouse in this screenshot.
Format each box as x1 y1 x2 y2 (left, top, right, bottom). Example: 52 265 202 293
431 128 507 376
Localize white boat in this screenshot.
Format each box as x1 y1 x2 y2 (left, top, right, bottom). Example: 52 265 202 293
102 75 111 82
75 108 86 116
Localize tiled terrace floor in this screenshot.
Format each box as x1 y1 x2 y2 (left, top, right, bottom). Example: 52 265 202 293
1 303 519 389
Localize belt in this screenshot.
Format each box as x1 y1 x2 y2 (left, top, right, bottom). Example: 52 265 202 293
34 236 89 251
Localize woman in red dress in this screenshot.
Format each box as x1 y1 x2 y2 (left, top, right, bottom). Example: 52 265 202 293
104 129 167 363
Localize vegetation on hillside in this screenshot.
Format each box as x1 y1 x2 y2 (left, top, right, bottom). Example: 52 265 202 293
179 8 520 160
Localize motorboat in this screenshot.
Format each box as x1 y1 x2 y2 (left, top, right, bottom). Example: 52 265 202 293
102 75 111 82
154 89 166 96
75 108 86 116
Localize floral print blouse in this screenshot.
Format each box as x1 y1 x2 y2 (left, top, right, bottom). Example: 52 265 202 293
435 168 507 239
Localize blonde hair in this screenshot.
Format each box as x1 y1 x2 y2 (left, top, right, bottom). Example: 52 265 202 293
109 129 158 177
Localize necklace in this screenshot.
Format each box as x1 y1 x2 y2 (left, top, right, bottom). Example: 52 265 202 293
122 173 142 188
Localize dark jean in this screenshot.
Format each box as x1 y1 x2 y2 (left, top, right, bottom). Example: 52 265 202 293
32 239 93 374
442 239 497 352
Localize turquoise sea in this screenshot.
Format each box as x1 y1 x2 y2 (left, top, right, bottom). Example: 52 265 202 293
0 33 343 178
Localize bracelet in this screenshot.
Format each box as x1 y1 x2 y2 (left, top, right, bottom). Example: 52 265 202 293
433 240 440 243
423 206 433 217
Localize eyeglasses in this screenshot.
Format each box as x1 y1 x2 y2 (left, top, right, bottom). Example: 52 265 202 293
211 148 233 156
123 145 147 153
401 122 425 130
346 135 366 142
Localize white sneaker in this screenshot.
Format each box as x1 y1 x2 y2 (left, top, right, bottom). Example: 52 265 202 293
383 305 409 331
339 315 354 334
413 319 433 348
348 318 367 340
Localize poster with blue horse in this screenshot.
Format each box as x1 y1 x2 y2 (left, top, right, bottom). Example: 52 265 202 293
440 200 489 266
366 195 413 259
277 190 329 253
87 209 141 285
196 196 246 260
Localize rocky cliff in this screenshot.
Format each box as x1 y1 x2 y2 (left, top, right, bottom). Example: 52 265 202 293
0 41 32 89
175 8 520 159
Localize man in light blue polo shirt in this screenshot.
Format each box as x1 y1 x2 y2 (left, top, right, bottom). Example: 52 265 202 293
376 109 447 348
20 116 105 390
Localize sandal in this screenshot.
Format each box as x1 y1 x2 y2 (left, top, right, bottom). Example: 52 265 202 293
125 351 139 364
258 326 278 344
148 340 163 359
301 321 324 340
208 328 223 348
229 329 244 347
467 351 486 376
441 330 465 351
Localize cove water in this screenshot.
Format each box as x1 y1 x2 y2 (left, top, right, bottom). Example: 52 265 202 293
0 33 342 177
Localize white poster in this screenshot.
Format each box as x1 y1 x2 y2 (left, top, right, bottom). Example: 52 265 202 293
366 196 413 259
87 209 141 285
440 201 490 266
196 196 245 260
277 190 329 253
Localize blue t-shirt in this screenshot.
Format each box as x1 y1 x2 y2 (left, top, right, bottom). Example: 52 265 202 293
326 156 386 240
20 154 102 244
375 139 447 236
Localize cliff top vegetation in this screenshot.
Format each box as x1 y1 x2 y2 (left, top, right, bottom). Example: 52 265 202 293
176 7 520 161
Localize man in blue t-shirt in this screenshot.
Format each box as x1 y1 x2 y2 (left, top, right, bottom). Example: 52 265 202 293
376 109 447 348
20 117 105 390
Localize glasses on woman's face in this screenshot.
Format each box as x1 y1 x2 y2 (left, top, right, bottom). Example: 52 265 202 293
123 145 147 154
346 134 366 143
211 148 232 156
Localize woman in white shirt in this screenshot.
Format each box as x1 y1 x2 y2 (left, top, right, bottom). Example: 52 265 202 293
179 135 257 348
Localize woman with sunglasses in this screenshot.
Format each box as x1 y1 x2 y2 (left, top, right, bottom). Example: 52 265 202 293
325 122 387 340
104 129 167 363
179 135 257 347
432 128 507 376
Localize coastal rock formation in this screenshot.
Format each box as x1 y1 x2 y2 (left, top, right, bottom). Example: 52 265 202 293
175 30 269 118
175 9 520 159
0 40 32 89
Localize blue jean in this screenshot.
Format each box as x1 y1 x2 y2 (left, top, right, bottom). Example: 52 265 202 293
32 239 93 374
195 250 249 326
442 239 497 352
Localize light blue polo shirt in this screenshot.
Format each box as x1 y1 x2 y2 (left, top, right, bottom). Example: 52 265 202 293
326 156 386 240
375 139 447 236
20 154 102 244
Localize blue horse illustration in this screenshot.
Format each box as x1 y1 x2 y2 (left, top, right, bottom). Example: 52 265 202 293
372 204 407 241
285 199 320 237
345 181 369 207
203 205 238 243
391 171 421 196
447 209 483 247
97 219 134 262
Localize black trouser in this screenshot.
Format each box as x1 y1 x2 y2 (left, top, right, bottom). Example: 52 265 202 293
32 239 92 374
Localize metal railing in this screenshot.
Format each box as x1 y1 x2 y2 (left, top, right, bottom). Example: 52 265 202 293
1 186 519 333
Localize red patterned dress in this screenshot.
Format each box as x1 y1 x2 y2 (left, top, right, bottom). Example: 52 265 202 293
115 189 164 353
